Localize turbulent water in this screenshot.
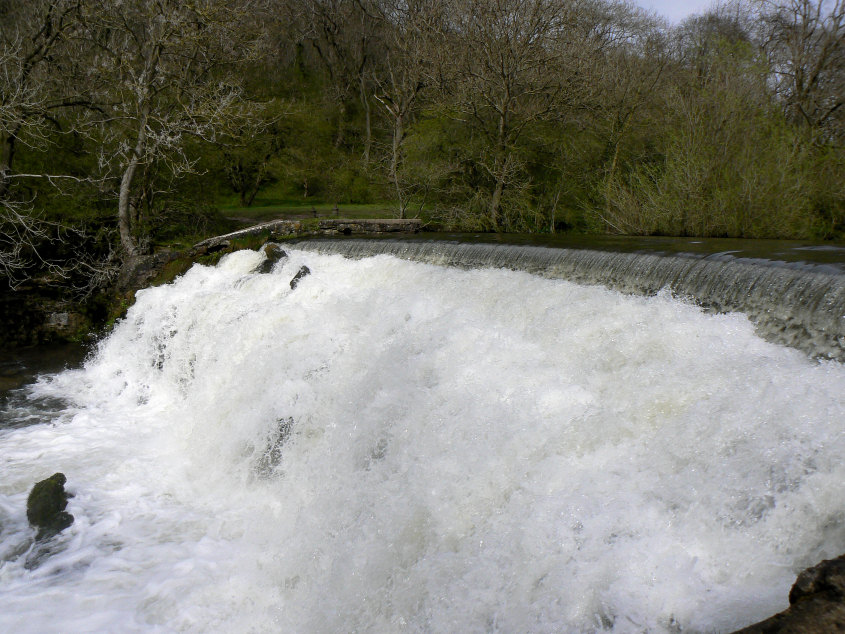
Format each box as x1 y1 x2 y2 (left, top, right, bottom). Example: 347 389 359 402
2 246 845 633
294 239 845 362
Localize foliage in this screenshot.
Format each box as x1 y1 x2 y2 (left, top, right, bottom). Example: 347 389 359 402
1 0 844 296
595 31 844 239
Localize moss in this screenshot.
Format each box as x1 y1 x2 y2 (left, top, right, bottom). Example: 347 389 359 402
26 473 73 540
150 257 194 287
67 319 94 344
93 294 132 334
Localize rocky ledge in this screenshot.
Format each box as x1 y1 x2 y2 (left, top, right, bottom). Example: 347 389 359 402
735 555 845 632
192 217 421 254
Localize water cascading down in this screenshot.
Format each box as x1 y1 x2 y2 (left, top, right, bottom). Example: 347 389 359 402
1 240 844 633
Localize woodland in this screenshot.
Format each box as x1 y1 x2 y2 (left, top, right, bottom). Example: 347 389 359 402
0 0 843 293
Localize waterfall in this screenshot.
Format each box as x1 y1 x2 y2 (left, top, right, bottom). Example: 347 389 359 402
1 245 844 633
292 239 845 362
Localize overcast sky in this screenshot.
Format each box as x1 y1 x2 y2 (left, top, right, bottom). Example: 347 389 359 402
637 0 718 23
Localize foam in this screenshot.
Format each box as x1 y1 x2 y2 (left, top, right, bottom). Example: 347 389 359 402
1 248 844 632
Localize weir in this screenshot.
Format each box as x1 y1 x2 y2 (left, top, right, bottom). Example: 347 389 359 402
293 238 845 362
3 244 845 633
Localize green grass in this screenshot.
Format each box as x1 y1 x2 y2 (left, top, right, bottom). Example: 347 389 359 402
218 199 401 223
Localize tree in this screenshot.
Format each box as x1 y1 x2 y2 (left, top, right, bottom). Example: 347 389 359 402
437 0 607 230
293 0 380 158
0 0 105 285
757 0 844 140
370 0 443 218
598 5 835 238
216 100 286 207
80 0 262 257
586 4 668 231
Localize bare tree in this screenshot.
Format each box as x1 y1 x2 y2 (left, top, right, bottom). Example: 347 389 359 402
757 0 844 139
0 1 87 194
0 0 108 285
581 4 669 230
80 0 263 257
369 0 443 218
218 101 286 207
292 0 380 157
438 0 608 230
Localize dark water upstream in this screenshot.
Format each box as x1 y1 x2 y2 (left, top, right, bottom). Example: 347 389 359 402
1 234 843 633
421 233 845 271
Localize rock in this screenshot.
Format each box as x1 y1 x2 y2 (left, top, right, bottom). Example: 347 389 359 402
1 284 93 347
116 250 184 293
26 472 74 539
256 243 287 274
43 310 87 338
290 265 311 289
191 220 303 254
790 556 845 603
316 218 422 234
734 554 845 633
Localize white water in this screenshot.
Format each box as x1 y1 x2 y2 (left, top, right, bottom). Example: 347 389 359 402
2 248 845 633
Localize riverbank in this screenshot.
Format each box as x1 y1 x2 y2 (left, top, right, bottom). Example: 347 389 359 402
2 222 843 352
0 342 89 400
0 218 424 351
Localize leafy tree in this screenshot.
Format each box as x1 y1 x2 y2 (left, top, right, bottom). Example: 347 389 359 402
369 0 443 218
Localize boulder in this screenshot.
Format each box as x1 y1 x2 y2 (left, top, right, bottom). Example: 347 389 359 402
116 250 184 292
256 243 287 274
27 472 74 539
290 265 311 289
735 554 845 633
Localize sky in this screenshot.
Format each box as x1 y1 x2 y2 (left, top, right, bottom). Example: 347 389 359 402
638 0 718 23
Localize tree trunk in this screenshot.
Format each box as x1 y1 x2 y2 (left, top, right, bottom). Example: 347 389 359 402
334 102 346 148
360 76 372 165
390 112 405 219
0 131 18 198
490 169 504 230
245 166 265 207
604 137 621 219
549 186 561 234
118 105 149 257
489 112 508 230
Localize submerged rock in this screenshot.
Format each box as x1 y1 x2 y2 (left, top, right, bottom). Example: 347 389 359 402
735 554 845 633
290 265 311 289
26 472 74 539
254 417 295 478
256 244 287 274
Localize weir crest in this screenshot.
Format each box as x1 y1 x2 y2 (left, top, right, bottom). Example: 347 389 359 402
292 238 845 362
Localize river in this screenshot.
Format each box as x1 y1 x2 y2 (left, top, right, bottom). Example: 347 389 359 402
1 237 844 632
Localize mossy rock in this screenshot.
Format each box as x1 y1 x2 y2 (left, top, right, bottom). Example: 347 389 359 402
256 243 288 273
27 472 74 539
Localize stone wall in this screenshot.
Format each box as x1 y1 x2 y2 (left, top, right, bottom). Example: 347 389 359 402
192 218 422 253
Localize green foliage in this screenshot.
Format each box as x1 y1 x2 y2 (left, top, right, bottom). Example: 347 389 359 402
590 38 844 240
3 0 844 278
142 201 236 248
328 166 375 204
599 93 842 238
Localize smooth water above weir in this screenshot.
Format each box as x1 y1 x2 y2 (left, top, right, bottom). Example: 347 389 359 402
294 238 845 362
396 233 845 271
2 246 845 633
